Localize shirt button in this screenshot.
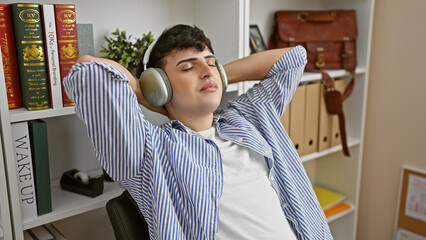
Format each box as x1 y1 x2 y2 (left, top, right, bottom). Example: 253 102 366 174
282 203 288 208
237 137 243 142
265 150 269 155
270 175 275 181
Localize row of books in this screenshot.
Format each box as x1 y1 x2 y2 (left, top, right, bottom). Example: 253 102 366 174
0 3 79 111
24 224 67 240
12 120 52 221
281 78 347 157
313 185 352 219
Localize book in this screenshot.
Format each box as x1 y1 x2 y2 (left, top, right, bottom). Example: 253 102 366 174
28 119 52 216
313 185 346 210
10 3 50 111
27 225 55 240
24 230 35 240
41 4 62 109
45 224 68 240
54 4 79 107
11 121 38 221
323 202 352 218
0 4 22 109
77 23 94 56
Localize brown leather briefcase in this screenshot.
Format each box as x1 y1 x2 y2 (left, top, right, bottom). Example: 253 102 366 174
269 10 358 156
269 10 357 73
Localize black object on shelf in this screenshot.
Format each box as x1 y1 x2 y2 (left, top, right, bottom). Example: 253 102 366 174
60 169 104 198
103 169 114 182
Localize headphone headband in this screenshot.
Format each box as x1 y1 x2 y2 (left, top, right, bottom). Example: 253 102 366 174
142 38 158 70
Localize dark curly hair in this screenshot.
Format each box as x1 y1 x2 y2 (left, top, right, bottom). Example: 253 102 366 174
136 24 214 78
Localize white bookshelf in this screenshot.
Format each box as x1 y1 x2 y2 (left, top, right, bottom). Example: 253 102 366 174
23 179 123 230
9 107 76 123
0 40 19 240
0 0 374 239
0 147 12 239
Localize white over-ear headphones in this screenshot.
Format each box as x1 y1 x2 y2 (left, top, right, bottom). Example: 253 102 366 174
139 39 228 108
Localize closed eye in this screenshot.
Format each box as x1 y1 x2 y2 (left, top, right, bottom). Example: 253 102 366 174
182 67 193 72
206 58 216 67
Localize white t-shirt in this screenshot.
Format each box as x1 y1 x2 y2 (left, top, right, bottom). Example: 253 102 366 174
198 125 297 240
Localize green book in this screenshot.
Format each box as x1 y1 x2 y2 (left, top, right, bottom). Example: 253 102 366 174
11 3 50 110
28 119 52 215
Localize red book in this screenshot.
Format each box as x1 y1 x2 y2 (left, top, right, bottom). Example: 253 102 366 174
54 4 79 107
0 4 22 109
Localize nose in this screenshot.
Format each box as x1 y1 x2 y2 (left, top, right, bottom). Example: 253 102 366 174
200 61 214 80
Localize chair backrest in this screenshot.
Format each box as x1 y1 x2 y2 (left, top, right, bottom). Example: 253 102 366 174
106 190 150 240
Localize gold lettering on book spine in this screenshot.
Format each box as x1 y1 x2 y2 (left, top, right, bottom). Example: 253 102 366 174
1 33 18 99
55 5 75 9
57 10 76 24
18 9 40 23
28 100 49 110
23 44 44 61
60 43 78 59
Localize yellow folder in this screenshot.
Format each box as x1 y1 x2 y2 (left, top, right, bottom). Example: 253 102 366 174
313 185 346 210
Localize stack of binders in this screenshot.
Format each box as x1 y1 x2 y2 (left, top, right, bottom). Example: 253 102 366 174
281 78 348 157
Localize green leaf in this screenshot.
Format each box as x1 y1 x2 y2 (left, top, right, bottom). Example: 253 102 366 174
100 28 156 70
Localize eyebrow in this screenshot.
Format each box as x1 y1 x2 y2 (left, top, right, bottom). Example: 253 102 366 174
176 55 215 66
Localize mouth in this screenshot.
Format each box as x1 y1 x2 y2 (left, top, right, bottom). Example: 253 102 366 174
200 81 218 92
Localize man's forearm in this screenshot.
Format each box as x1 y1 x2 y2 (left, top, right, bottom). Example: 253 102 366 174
77 55 144 104
224 47 293 84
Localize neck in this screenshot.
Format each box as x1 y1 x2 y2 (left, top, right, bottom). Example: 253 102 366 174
169 110 214 132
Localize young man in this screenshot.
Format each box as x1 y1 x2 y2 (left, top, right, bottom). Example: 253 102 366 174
64 24 332 239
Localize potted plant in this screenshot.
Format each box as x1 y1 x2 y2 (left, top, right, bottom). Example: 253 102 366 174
100 28 154 76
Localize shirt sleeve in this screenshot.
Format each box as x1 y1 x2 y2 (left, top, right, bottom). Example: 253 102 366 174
231 45 307 118
63 61 152 181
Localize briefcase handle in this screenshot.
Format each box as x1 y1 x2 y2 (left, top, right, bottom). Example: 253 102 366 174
298 11 337 22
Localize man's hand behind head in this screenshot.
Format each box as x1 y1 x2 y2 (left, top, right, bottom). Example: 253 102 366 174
75 55 169 117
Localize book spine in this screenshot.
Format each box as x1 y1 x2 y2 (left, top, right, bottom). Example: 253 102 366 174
27 225 55 240
46 224 67 240
0 4 22 109
41 4 62 109
54 4 79 107
10 3 50 111
29 119 52 216
11 121 38 221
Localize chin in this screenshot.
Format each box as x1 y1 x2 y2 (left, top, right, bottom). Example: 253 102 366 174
202 98 221 113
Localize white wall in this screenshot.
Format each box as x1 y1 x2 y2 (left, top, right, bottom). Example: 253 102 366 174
357 0 426 239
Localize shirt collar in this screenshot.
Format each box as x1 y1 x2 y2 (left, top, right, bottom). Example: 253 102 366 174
164 115 225 135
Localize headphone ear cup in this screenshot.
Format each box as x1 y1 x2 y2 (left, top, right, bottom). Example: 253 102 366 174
215 60 228 92
139 68 173 108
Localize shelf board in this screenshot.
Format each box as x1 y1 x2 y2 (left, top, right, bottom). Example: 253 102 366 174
326 202 356 223
22 179 123 230
226 82 239 92
301 67 367 83
9 107 76 123
300 137 361 163
225 67 368 93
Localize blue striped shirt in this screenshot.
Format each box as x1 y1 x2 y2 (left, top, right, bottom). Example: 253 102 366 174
64 46 333 240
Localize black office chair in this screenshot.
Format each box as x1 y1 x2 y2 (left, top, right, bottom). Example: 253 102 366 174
106 190 150 240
